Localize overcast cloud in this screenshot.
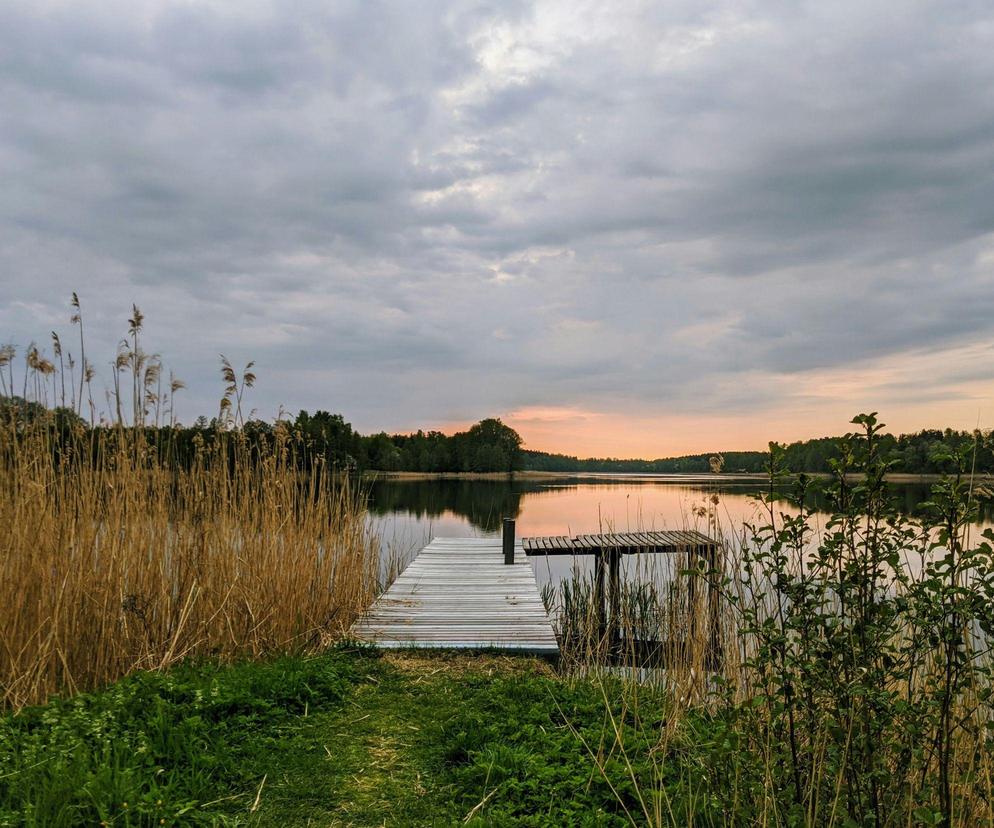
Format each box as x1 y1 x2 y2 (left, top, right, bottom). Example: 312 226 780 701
2 0 994 454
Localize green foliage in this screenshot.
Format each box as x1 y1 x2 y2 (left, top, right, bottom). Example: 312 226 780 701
437 672 658 826
4 642 747 827
719 413 994 826
0 654 358 826
0 396 86 434
351 416 523 473
0 647 707 827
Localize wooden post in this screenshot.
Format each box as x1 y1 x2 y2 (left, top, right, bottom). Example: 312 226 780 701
608 548 621 659
686 544 698 661
594 551 606 646
503 518 515 565
686 542 723 667
706 543 723 668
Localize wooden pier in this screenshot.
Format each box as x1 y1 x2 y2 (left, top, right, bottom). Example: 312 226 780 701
351 525 721 662
350 534 559 654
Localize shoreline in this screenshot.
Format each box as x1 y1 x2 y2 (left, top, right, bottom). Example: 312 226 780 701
363 470 963 484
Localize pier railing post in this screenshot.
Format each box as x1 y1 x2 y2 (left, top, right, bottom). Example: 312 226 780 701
503 518 515 565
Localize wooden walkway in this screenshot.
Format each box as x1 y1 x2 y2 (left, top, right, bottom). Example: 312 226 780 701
350 537 559 655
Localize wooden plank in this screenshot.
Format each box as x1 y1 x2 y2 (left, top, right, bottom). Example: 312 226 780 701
372 599 547 606
518 531 718 556
350 538 558 655
355 628 556 637
366 620 549 626
397 572 535 577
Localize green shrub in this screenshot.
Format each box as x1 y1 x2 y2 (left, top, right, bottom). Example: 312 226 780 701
718 414 994 826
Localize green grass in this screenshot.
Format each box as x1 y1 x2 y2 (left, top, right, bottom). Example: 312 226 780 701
0 647 682 827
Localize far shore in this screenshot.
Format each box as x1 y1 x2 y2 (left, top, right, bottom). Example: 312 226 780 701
363 470 966 484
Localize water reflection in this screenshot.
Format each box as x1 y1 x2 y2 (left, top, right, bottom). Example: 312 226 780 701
365 475 994 589
366 478 533 533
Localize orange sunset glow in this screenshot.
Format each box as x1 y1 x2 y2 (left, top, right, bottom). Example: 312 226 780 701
426 339 994 458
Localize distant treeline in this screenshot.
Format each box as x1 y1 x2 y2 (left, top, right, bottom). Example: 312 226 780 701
290 411 994 475
4 395 992 476
523 448 770 474
524 429 994 475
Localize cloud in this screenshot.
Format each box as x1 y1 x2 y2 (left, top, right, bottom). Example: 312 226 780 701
2 0 994 451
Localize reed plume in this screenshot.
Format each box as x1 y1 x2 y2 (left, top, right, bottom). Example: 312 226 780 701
0 297 380 710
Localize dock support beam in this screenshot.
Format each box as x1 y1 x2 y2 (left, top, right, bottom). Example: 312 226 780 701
607 549 621 659
594 551 606 646
503 518 515 565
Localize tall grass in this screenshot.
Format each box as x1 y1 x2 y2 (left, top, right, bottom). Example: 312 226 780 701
0 411 379 711
542 499 735 684
0 303 379 710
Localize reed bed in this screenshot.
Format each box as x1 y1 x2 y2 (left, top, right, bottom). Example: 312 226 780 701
0 403 379 712
543 542 739 697
0 301 383 710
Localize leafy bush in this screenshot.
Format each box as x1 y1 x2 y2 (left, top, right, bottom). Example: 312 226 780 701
717 414 994 826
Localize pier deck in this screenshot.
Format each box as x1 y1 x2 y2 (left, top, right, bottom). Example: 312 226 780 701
350 537 559 654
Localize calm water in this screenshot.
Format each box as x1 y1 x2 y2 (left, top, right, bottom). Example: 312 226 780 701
365 474 994 592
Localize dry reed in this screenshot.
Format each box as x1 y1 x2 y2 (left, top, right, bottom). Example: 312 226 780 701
0 411 379 711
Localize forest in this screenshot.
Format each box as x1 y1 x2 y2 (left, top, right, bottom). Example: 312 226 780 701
4 395 992 475
0 398 525 474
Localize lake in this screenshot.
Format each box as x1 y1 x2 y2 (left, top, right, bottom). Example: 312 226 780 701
365 474 994 592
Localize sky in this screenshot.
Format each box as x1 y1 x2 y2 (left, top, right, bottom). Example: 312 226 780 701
2 0 994 458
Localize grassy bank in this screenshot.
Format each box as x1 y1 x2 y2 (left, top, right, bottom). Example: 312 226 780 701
5 638 994 826
0 646 679 826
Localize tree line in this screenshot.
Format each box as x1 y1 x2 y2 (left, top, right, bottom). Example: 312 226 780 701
0 397 525 474
5 393 993 476
524 428 994 476
289 411 523 472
